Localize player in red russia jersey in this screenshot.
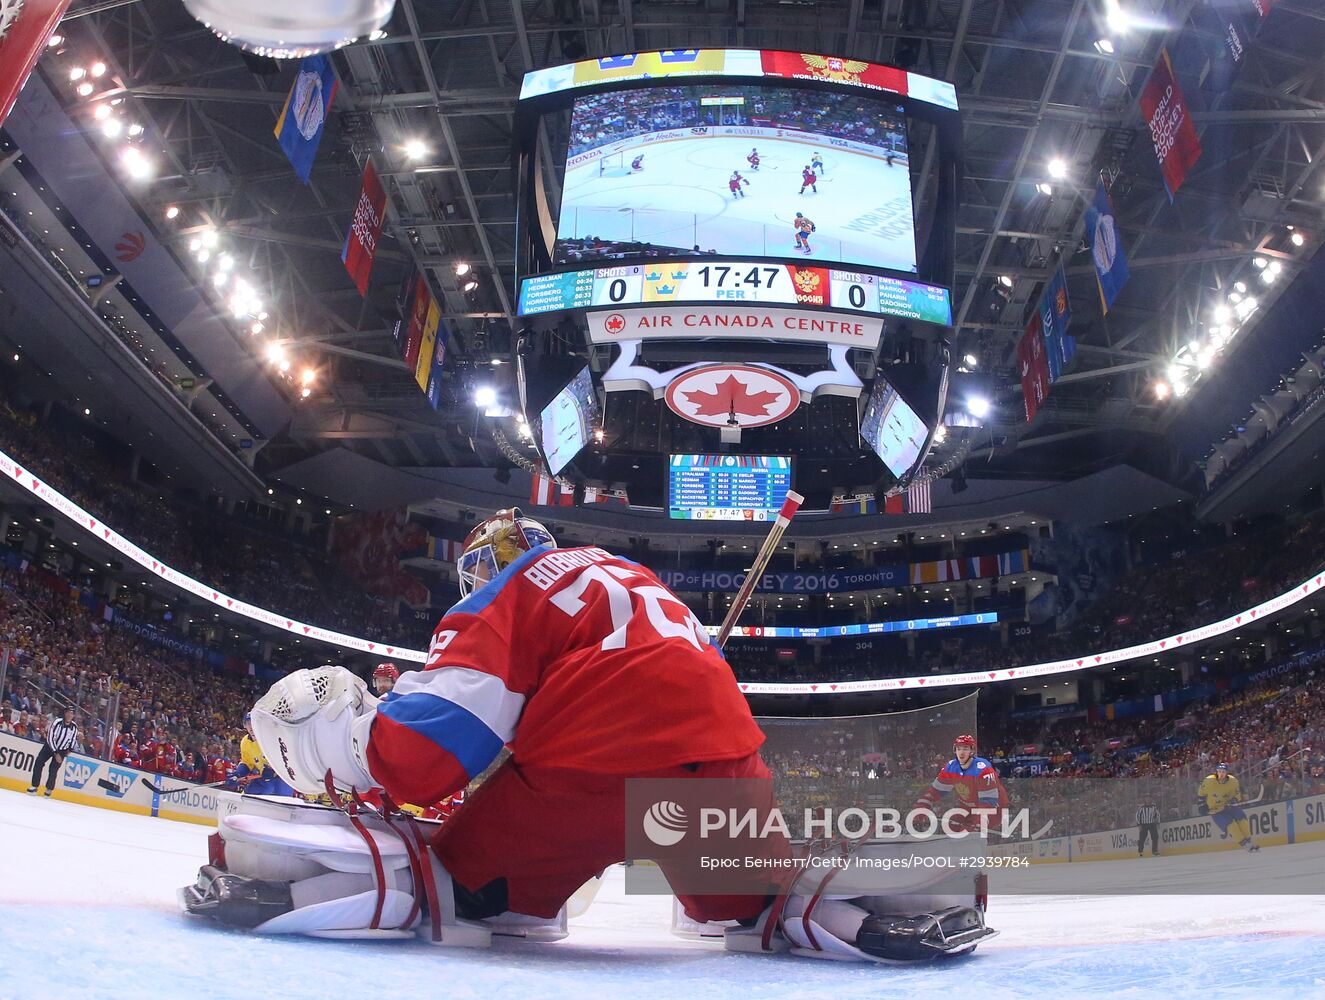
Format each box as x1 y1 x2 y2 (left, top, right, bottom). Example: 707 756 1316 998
728 170 749 199
799 165 818 194
155 738 178 777
112 731 139 768
914 734 1008 832
372 661 400 696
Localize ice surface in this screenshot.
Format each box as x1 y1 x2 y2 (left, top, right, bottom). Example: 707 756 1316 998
2 789 1323 1000
559 136 917 272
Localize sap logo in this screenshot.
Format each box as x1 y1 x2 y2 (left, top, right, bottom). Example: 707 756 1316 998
103 767 137 799
63 757 97 790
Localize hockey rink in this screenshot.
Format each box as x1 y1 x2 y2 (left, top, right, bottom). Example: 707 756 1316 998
2 790 1322 1000
558 135 917 271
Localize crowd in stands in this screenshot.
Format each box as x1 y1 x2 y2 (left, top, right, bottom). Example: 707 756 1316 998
0 389 423 647
1 561 258 783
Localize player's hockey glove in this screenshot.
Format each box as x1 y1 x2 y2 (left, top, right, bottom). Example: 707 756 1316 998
1197 801 1209 815
249 666 380 796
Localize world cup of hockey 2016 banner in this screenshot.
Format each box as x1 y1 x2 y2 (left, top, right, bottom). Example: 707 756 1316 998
341 159 387 296
1140 49 1202 202
1018 313 1051 423
0 0 72 130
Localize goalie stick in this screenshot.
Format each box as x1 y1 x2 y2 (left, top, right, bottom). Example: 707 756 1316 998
716 490 804 649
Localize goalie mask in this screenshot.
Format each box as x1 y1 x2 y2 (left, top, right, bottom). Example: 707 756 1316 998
457 508 556 597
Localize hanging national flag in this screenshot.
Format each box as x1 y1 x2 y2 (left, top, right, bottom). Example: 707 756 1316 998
0 1 72 130
341 160 388 296
1084 182 1130 314
428 537 463 563
530 470 574 507
883 493 905 515
829 494 877 515
996 550 1027 575
1139 49 1202 202
907 476 931 514
274 54 338 184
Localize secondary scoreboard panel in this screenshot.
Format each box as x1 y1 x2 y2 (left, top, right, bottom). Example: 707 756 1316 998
519 261 952 326
668 454 793 521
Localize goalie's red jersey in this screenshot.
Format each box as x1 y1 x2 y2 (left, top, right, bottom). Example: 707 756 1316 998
367 545 764 807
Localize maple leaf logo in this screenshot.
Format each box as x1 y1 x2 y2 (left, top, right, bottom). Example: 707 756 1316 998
682 375 782 419
604 313 626 335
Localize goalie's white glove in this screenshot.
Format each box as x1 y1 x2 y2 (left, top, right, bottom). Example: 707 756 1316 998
250 666 380 796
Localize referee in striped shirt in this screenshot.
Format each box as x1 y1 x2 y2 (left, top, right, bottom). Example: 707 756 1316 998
27 706 79 797
1136 801 1161 857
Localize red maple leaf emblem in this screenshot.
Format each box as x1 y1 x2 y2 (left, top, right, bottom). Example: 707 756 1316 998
682 375 782 418
604 313 626 335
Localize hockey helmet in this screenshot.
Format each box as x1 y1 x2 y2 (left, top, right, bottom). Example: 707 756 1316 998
372 662 400 682
953 734 976 750
457 507 556 596
1216 762 1229 772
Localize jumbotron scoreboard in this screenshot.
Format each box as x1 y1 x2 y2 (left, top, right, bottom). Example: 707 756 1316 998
512 48 963 500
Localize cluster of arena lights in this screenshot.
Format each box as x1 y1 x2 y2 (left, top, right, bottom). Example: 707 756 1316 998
54 36 156 181
1155 229 1307 402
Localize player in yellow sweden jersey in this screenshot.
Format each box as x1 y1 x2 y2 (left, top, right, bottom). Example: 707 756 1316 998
1197 763 1259 852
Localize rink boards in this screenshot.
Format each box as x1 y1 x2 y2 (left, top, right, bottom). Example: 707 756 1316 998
0 730 217 825
990 793 1325 865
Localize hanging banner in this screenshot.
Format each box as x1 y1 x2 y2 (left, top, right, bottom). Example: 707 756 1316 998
1039 261 1074 383
1139 49 1202 202
425 316 447 409
341 159 387 296
1083 183 1130 314
1018 313 1051 423
414 297 441 392
274 54 338 183
0 1 71 130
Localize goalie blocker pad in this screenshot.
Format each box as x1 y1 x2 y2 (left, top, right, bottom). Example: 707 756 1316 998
180 791 567 945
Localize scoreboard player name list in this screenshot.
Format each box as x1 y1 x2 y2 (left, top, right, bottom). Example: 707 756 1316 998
673 468 790 517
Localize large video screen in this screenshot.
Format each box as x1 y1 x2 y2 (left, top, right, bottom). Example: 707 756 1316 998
668 454 793 520
860 380 927 479
557 84 914 272
539 365 600 476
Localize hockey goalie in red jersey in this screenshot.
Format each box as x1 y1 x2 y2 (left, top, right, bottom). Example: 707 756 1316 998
182 509 995 963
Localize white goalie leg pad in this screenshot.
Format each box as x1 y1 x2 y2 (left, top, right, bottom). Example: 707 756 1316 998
212 799 491 946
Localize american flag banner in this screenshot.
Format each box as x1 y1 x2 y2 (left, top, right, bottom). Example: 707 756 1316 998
907 475 932 514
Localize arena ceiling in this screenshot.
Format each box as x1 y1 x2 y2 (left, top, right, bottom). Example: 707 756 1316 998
26 0 1325 507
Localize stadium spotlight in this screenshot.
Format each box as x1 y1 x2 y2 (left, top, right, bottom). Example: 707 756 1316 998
250 321 263 335
1233 281 1247 293
101 119 123 138
1212 303 1232 324
966 395 992 419
76 81 95 97
200 229 219 249
127 123 145 137
265 344 285 365
963 353 979 368
1035 181 1053 196
1104 0 1133 33
1047 157 1069 179
119 146 154 179
69 67 86 81
997 275 1014 288
463 279 479 293
454 262 471 277
300 368 316 386
1252 257 1268 269
212 272 229 289
403 138 428 160
1093 38 1115 55
91 61 107 78
48 34 65 47
279 359 291 372
473 386 497 409
93 104 112 120
1291 231 1306 247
